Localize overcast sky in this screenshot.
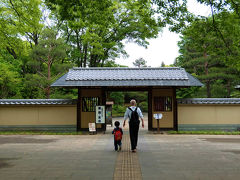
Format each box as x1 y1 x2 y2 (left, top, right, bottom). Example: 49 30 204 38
115 0 211 67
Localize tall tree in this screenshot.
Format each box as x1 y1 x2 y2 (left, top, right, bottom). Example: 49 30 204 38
176 15 240 97
0 0 46 88
153 0 191 32
0 60 21 98
160 61 165 67
31 28 69 98
46 0 162 67
194 0 240 69
0 0 43 53
133 58 148 68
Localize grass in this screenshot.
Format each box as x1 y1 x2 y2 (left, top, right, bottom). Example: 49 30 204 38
0 131 86 135
168 130 240 135
112 113 124 117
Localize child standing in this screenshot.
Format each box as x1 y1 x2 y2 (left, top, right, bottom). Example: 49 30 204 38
112 121 123 151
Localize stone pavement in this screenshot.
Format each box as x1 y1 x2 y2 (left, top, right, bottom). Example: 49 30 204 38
113 135 142 180
1 120 240 179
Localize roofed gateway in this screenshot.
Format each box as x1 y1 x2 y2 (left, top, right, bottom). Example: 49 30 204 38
51 67 203 131
52 67 203 87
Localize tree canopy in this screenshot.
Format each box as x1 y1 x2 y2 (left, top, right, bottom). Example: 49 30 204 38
176 12 240 98
0 0 240 99
46 0 161 67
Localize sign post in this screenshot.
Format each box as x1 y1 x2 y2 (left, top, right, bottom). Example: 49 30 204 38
153 113 163 133
95 106 106 133
88 123 96 135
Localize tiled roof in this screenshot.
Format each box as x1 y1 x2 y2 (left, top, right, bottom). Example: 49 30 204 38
178 98 240 104
0 99 77 105
1 98 240 105
52 67 203 87
66 67 188 80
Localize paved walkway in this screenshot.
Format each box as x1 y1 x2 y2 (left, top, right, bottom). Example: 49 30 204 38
113 135 142 180
1 119 240 179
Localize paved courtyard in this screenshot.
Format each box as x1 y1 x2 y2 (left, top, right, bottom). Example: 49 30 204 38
1 119 240 179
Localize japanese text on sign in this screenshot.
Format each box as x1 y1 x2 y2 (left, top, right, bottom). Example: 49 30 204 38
95 106 105 124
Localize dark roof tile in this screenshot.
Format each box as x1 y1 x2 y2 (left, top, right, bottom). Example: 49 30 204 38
0 99 77 105
178 98 240 104
66 67 188 81
52 67 203 87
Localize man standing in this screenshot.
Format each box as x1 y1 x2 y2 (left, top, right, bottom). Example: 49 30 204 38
123 99 144 152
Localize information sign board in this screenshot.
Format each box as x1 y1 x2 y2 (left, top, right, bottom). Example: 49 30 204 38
95 106 105 124
153 113 163 120
88 123 96 132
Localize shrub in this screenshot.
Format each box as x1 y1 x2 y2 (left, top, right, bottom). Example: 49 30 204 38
112 104 126 116
139 101 148 112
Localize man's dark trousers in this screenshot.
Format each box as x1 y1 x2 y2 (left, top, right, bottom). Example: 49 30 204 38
129 120 140 150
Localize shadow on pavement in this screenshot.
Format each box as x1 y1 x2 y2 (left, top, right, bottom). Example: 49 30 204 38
0 136 57 145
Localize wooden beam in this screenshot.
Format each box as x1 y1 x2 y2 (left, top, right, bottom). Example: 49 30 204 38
77 87 81 131
148 87 153 131
173 87 178 131
105 87 150 91
101 87 106 131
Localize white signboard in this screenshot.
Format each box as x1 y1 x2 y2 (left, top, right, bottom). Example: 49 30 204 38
153 113 163 120
88 123 96 132
96 106 105 124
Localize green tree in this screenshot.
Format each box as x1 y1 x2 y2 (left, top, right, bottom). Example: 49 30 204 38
176 87 201 98
176 15 240 98
193 1 240 69
160 61 165 67
0 0 48 99
31 28 69 98
0 0 43 55
133 58 148 68
46 0 160 67
124 91 148 105
0 61 21 98
153 0 191 32
108 92 124 105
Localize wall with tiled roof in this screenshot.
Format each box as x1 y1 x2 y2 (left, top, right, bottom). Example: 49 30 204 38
1 98 240 105
0 99 77 105
178 98 240 104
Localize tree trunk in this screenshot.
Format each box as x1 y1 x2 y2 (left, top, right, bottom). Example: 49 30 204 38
101 59 105 67
33 32 39 45
203 48 210 97
48 63 51 81
206 81 211 98
93 55 98 67
46 86 50 99
83 45 88 67
46 55 52 99
75 30 82 67
204 60 208 76
90 54 94 67
6 46 17 59
226 80 231 97
204 62 211 97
